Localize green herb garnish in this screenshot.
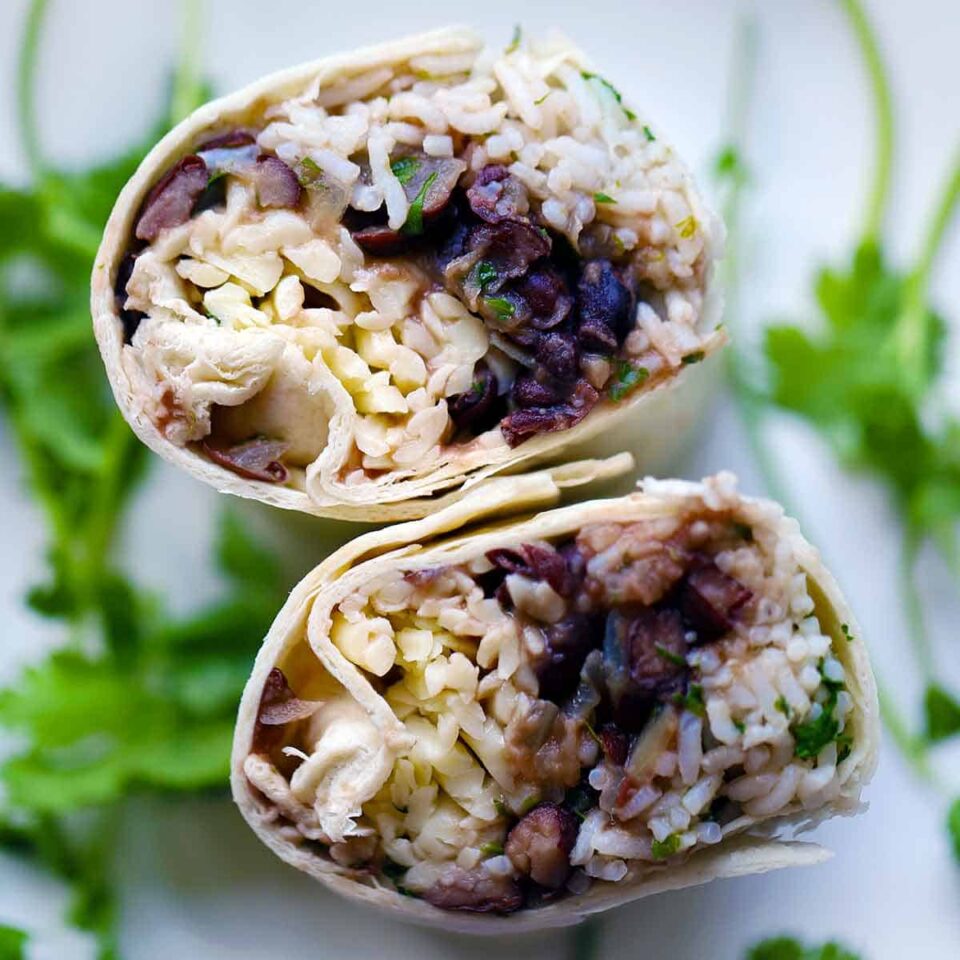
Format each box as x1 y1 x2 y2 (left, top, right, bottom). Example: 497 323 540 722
840 623 854 642
594 192 616 204
650 834 681 860
484 296 516 323
0 925 28 960
924 684 960 742
643 124 656 142
673 683 705 717
581 71 636 121
297 155 324 186
675 215 698 238
948 797 960 863
401 170 437 235
655 644 687 668
0 4 286 955
608 360 650 402
792 699 841 759
733 719 747 734
716 1 960 859
474 260 498 291
775 695 791 718
681 350 705 365
746 936 862 960
564 783 595 821
534 91 550 105
506 24 522 53
390 156 420 185
480 841 504 857
493 797 510 818
518 794 540 815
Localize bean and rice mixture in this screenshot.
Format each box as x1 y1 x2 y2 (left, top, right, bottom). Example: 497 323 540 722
119 32 718 494
243 480 858 914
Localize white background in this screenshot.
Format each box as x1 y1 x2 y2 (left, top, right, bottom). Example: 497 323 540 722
1 1 959 957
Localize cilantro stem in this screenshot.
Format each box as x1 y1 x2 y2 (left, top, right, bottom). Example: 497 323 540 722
169 0 205 128
900 529 934 682
714 15 796 512
16 0 49 174
877 682 942 789
895 147 960 389
570 918 601 960
839 0 894 244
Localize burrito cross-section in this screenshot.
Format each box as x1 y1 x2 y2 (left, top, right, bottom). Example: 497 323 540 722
93 28 724 519
232 475 878 926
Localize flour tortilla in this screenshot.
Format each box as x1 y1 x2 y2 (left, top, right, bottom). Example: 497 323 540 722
231 468 879 930
92 27 725 521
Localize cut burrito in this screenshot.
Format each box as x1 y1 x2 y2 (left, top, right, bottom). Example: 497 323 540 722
231 468 878 929
92 28 724 519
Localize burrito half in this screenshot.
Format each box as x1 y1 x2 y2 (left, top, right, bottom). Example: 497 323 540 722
231 469 878 929
92 28 724 520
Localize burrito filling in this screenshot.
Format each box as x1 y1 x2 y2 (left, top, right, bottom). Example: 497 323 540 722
118 34 717 494
243 496 857 914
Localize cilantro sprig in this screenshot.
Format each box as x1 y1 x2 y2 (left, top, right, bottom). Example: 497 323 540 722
746 936 862 960
0 925 29 960
0 2 291 954
715 0 960 861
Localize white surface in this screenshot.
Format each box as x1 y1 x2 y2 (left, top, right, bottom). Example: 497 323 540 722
1 1 959 957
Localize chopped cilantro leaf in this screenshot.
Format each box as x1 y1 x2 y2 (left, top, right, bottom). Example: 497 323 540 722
746 936 861 960
480 841 504 857
733 719 747 734
792 699 841 758
401 170 437 235
519 794 540 815
565 783 596 820
493 798 510 818
581 71 636 121
390 156 420 185
775 695 791 718
506 24 522 53
484 296 516 322
924 684 960 742
681 350 705 365
651 834 681 859
840 623 854 642
608 360 649 402
643 124 656 142
534 91 550 105
655 644 687 668
594 192 617 204
297 155 324 186
474 260 498 291
673 683 706 717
